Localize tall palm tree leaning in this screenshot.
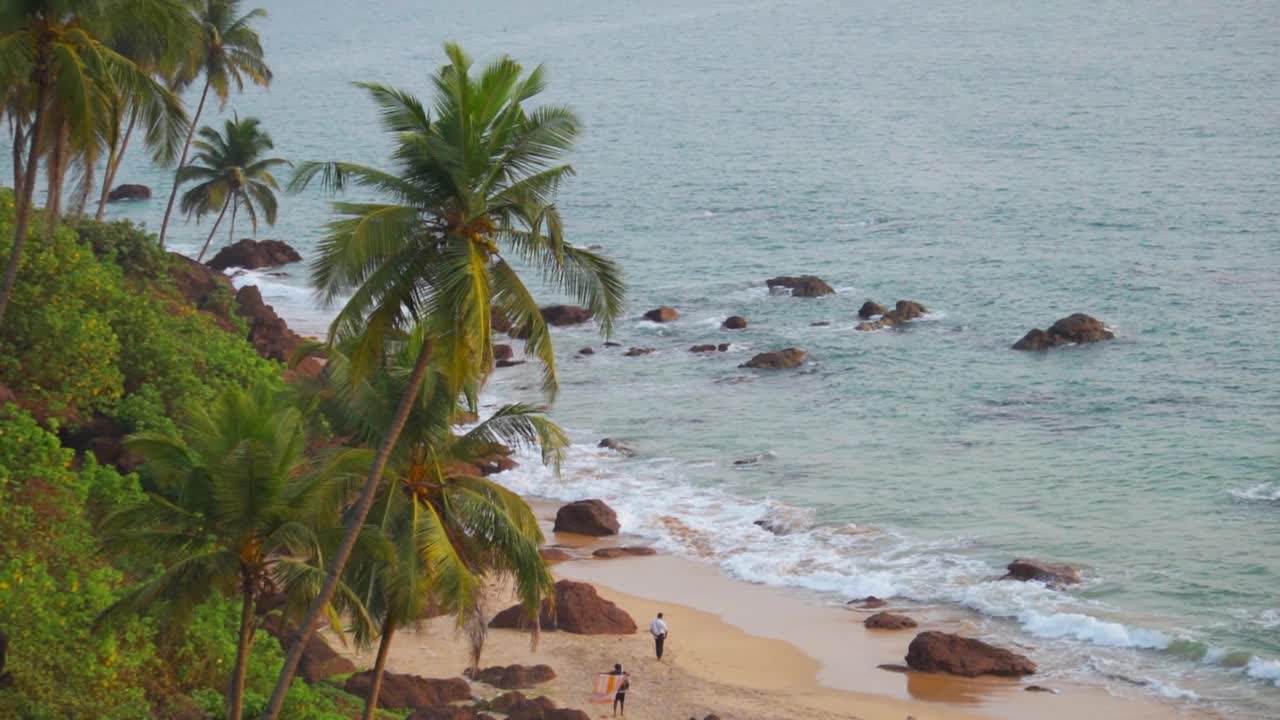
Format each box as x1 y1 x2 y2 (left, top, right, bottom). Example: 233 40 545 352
178 115 287 261
95 384 375 720
0 0 189 329
157 0 271 248
259 43 626 720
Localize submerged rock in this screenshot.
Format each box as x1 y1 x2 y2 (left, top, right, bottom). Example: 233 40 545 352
722 315 748 330
495 359 525 368
1013 313 1115 350
905 631 1037 677
766 275 835 297
1001 559 1082 587
493 344 514 361
855 300 927 331
848 596 887 609
577 347 594 356
490 580 637 634
598 438 637 456
592 546 657 559
740 348 806 369
539 547 572 563
858 300 887 319
623 346 655 357
541 304 594 326
553 499 620 536
206 238 302 270
106 183 151 202
864 612 918 630
643 306 680 322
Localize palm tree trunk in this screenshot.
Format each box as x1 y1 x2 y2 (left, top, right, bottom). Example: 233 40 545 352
96 112 138 221
0 80 50 330
196 196 232 263
45 123 68 237
159 79 211 248
228 583 257 720
228 197 238 246
10 119 25 202
261 341 435 720
360 617 397 720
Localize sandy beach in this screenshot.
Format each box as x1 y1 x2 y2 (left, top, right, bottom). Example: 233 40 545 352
326 507 1215 720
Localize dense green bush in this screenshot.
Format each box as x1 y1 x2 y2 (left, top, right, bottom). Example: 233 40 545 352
77 217 170 280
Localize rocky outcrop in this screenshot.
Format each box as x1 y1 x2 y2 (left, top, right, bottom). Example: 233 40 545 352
598 438 637 456
689 344 720 353
592 546 657 559
167 252 236 325
490 580 637 634
740 348 806 369
855 300 927 331
553 499 620 536
858 300 887 319
464 664 556 690
643 306 680 322
59 415 143 473
864 612 918 630
905 631 1037 677
235 285 305 362
206 238 302 271
722 315 748 330
766 275 835 297
343 671 471 710
493 344 514 362
491 691 531 714
107 183 151 202
497 694 557 720
623 347 654 357
407 708 478 720
540 305 593 326
1001 559 1082 587
1013 314 1114 351
539 547 572 563
261 615 355 683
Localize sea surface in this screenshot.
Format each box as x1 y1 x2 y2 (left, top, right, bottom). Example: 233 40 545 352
72 0 1280 716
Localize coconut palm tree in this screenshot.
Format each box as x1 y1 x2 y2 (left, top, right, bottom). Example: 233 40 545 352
261 44 625 719
96 384 374 720
157 0 271 248
0 0 189 329
177 114 287 261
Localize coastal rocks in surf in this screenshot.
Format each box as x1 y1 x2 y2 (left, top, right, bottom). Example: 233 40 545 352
766 275 835 297
464 664 556 690
624 346 655 357
848 596 887 609
343 670 471 710
496 359 525 368
261 614 355 683
740 348 806 369
643 306 680 322
539 547 573 563
490 580 638 634
235 285 306 362
491 307 513 334
855 300 927 331
553 499 620 536
1000 559 1082 587
206 238 302 271
592 546 658 559
1012 313 1114 350
905 631 1037 677
722 315 748 330
577 347 594 356
106 183 151 202
598 438 637 456
689 343 730 353
864 612 918 630
493 344 514 362
540 305 593 326
857 300 887 319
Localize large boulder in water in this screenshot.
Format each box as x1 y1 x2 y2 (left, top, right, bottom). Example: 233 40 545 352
106 183 151 202
541 305 593 326
493 344 514 362
1000 559 1081 587
855 300 927 331
1012 313 1114 350
739 348 806 369
722 315 748 330
343 670 471 710
206 238 302 270
905 631 1037 677
464 664 556 690
766 275 834 297
857 300 887 319
553 499 620 536
490 580 637 634
643 306 680 322
261 615 355 683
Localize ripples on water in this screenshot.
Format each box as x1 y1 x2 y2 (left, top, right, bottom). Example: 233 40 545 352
63 0 1280 715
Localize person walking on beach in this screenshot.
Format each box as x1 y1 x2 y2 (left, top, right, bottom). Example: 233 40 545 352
649 612 669 659
608 663 629 716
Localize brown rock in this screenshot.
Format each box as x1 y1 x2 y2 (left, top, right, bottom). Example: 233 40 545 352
717 343 730 351
343 670 471 710
261 615 355 683
864 612 918 630
540 305 593 326
592 546 657 559
167 252 236 327
876 664 912 674
1025 685 1059 693
858 300 887 319
545 711 591 720
905 631 1037 677
235 285 304 362
206 238 302 271
740 348 806 369
490 691 528 714
59 415 144 474
811 320 831 326
848 596 887 609
577 347 594 356
407 708 477 720
106 183 151 202
1013 314 1115 351
643 306 680 322
603 341 622 347
722 315 748 330
464 664 556 690
689 344 718 353
766 275 835 297
504 696 557 720
856 300 927 331
539 547 572 563
1001 559 1082 587
0 384 14 405
623 347 655 357
496 359 526 368
490 580 637 634
491 307 513 334
597 438 637 456
553 499 620 536
493 344 514 361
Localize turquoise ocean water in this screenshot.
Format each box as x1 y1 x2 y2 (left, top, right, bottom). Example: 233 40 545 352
53 0 1280 715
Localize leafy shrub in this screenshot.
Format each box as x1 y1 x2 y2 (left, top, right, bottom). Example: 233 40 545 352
76 217 169 280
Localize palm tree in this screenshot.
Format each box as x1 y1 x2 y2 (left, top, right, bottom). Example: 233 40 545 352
260 43 626 720
0 0 189 329
178 115 287 261
157 0 271 248
96 384 374 720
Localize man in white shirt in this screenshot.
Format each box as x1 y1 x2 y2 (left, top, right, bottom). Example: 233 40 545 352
649 612 669 659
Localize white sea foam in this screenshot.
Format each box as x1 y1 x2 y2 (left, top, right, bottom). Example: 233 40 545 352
1019 611 1171 649
1246 657 1280 686
1228 483 1280 502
